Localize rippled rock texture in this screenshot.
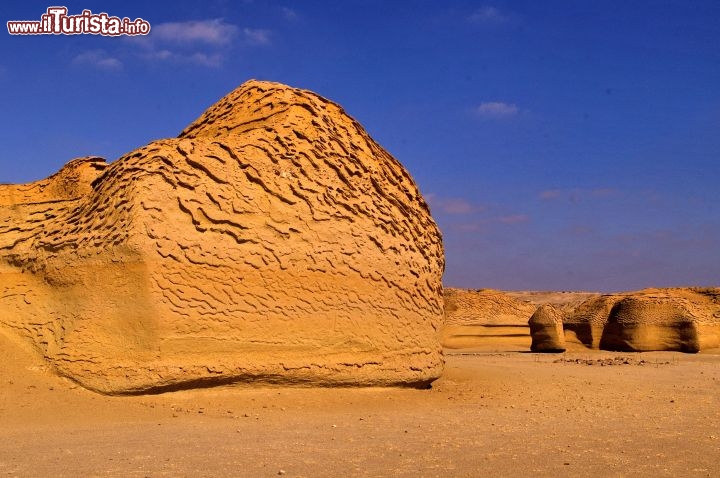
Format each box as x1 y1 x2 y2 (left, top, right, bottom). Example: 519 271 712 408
529 304 566 352
564 288 720 353
0 80 444 394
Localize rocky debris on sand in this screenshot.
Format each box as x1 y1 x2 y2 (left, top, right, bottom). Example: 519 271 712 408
552 356 672 367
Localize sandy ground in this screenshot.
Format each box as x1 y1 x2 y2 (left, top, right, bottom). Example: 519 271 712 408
1 333 719 477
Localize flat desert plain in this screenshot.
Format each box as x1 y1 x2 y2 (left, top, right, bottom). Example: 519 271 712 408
1 331 719 477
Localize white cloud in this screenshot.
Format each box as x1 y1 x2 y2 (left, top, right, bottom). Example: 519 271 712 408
426 194 480 215
151 19 238 45
147 49 173 60
72 49 122 71
124 19 270 68
539 188 620 203
468 6 511 24
476 101 519 118
140 49 222 67
242 28 271 45
539 189 562 200
497 214 529 224
188 52 223 68
281 7 298 21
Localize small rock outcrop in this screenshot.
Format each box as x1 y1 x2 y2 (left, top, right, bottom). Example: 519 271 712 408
529 304 566 352
0 80 445 394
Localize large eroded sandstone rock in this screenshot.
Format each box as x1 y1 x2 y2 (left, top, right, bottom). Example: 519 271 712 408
0 80 445 394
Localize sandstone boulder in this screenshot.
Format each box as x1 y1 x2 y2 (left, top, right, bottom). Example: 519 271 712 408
566 288 720 353
529 304 566 352
563 295 619 349
0 80 445 394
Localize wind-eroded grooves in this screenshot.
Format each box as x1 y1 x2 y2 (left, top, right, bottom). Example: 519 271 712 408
0 80 445 394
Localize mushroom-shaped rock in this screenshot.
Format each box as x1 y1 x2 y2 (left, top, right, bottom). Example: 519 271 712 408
0 80 445 394
529 304 566 352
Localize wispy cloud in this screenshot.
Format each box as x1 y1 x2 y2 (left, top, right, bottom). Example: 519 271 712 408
72 49 122 71
539 189 562 200
539 188 620 203
446 213 530 234
451 222 484 233
613 227 717 249
426 194 480 215
468 6 512 24
565 225 594 236
135 48 222 67
125 19 269 68
151 19 238 45
497 214 529 224
163 51 223 67
427 193 530 238
476 101 519 118
242 28 271 45
281 7 298 21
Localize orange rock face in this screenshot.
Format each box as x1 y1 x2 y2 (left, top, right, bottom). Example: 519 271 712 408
0 80 445 394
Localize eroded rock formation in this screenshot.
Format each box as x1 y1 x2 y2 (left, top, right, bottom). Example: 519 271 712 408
565 288 720 353
0 80 445 394
447 288 719 354
528 304 566 352
442 288 537 350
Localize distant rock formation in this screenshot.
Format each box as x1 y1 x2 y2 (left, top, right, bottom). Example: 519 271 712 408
529 304 566 352
565 288 720 353
446 288 719 354
442 288 597 351
505 291 600 313
442 288 537 350
0 80 445 394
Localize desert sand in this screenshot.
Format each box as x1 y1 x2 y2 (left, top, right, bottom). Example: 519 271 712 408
2 331 719 477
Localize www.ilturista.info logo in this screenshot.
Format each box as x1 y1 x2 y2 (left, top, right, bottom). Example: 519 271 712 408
7 7 150 36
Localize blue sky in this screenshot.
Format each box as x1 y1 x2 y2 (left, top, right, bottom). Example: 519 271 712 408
1 1 718 292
